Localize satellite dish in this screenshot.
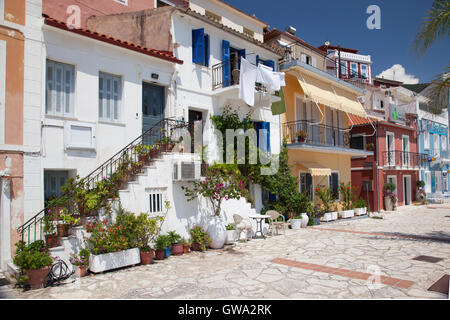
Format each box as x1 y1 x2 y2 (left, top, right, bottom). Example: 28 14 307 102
324 41 330 46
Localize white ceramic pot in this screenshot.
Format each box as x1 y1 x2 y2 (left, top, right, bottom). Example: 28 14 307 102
207 216 227 249
290 219 302 229
301 213 309 228
384 196 393 211
89 248 140 273
225 229 236 244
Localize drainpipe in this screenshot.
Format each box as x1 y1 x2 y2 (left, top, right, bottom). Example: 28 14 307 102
375 122 380 213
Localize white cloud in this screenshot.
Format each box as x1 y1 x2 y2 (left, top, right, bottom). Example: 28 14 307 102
376 64 419 84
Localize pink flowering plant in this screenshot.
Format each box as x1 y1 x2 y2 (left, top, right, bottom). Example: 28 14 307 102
69 248 90 267
182 165 249 217
85 219 129 255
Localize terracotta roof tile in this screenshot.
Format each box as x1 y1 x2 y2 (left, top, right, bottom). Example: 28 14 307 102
349 114 379 126
42 14 183 65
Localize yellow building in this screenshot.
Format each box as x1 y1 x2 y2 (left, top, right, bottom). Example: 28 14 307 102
266 29 372 204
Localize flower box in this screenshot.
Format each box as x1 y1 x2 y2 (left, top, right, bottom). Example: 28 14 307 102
354 207 367 216
290 219 302 229
88 248 140 273
320 212 338 222
340 209 354 219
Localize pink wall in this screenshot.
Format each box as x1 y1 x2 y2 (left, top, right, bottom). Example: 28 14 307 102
43 0 157 27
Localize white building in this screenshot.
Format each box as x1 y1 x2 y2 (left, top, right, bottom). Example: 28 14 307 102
18 0 284 257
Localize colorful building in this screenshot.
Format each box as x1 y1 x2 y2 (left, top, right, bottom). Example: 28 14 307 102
266 29 372 205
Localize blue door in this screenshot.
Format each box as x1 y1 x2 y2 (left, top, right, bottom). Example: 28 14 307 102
142 83 165 145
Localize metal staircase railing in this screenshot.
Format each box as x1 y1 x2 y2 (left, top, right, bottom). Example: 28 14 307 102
17 118 193 247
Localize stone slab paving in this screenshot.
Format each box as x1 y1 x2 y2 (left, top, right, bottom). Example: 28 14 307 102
2 204 449 299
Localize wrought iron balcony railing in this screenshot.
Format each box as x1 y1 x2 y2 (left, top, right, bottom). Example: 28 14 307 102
283 119 349 148
381 151 428 168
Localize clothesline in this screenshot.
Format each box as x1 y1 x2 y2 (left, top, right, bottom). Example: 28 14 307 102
239 57 286 107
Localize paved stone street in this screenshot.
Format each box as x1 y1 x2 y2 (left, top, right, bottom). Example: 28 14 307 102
1 204 449 299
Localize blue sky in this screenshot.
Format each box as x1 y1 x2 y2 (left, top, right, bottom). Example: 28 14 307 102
223 0 449 84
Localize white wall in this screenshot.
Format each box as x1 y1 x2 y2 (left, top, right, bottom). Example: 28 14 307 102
39 26 175 195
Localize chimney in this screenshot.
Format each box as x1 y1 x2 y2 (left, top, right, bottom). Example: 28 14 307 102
285 26 296 35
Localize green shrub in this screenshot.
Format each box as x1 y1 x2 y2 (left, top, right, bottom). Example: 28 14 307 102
13 241 53 271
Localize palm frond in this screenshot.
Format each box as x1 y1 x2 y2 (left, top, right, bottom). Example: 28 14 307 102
412 0 450 57
423 66 450 114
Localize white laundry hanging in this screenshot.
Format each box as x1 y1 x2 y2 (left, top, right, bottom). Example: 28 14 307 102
256 64 285 91
239 57 258 106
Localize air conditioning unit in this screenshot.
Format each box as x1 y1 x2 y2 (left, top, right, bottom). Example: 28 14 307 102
173 161 201 181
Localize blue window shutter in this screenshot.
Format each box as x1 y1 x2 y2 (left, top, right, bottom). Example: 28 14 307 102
269 193 277 202
264 60 275 71
262 121 271 153
222 40 231 86
192 28 205 64
204 34 210 67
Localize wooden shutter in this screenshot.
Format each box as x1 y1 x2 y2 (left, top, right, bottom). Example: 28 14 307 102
192 28 205 64
222 40 231 86
204 34 210 67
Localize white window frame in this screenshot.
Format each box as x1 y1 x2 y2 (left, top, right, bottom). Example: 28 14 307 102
64 121 96 151
386 131 395 165
402 134 410 166
434 134 440 158
360 64 368 79
0 0 4 24
46 60 75 117
340 61 347 76
0 40 6 144
424 131 430 150
299 171 314 201
147 189 166 214
350 62 358 77
99 72 122 123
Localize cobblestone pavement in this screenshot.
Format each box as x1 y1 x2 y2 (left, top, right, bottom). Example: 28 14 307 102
1 204 449 299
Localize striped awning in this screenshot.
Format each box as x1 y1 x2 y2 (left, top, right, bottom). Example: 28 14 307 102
295 70 368 118
299 162 331 176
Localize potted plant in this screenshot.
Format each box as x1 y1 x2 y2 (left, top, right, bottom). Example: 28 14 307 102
134 213 161 265
225 224 236 244
383 182 397 211
154 234 171 260
416 180 426 202
167 231 184 256
43 214 58 248
182 238 191 254
86 219 140 273
295 130 308 143
189 226 210 251
182 166 248 249
315 187 338 222
289 215 303 229
149 144 160 159
134 144 151 165
13 240 53 289
339 182 355 218
365 142 375 151
69 248 90 277
354 198 367 216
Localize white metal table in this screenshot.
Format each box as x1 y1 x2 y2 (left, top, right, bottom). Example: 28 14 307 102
249 214 270 239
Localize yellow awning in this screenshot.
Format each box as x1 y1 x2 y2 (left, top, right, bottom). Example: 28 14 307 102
299 162 331 176
295 71 368 118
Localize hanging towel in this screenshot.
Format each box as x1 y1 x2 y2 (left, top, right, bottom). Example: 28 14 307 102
257 64 285 91
239 57 257 106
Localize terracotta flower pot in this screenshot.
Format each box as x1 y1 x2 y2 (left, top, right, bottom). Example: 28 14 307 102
183 244 190 254
74 265 87 278
27 267 50 289
171 243 183 256
191 242 203 251
140 250 154 265
45 234 58 248
155 249 165 260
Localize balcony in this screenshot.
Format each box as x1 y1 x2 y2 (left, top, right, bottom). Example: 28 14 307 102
381 151 428 169
284 119 348 148
212 58 269 92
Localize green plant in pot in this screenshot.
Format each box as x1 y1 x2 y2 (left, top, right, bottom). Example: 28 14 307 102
189 226 211 251
134 213 161 265
69 248 90 277
167 231 184 256
13 240 53 289
154 235 171 260
182 238 191 254
134 144 151 164
42 214 58 248
295 130 308 142
383 182 397 211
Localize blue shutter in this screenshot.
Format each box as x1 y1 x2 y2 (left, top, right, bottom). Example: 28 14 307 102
237 49 245 69
204 34 210 67
192 28 205 64
269 193 277 202
264 60 275 71
261 121 271 153
222 40 231 86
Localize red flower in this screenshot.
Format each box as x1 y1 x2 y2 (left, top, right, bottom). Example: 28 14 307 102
315 188 319 192
347 187 350 190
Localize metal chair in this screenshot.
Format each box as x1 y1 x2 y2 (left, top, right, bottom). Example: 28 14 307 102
233 214 253 242
266 210 286 236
